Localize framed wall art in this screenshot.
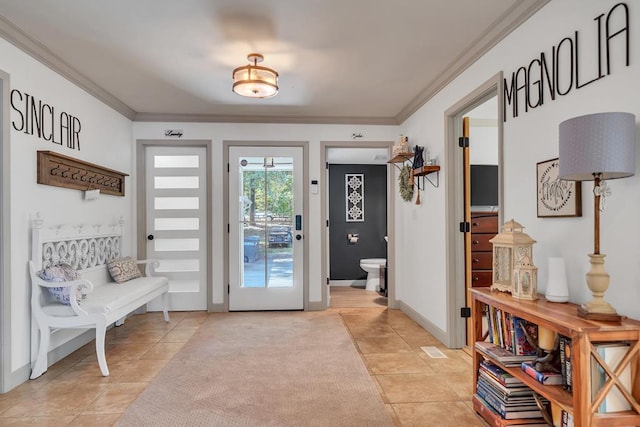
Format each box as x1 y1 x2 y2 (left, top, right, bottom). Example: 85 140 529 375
536 158 581 217
345 173 364 222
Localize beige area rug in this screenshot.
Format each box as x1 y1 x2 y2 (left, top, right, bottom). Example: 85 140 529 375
117 311 393 426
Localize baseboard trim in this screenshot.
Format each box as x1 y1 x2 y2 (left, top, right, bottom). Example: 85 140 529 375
2 363 30 393
209 303 225 313
329 280 366 287
307 301 324 311
397 300 450 347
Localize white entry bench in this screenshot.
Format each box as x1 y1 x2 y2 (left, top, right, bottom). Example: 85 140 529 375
29 214 169 379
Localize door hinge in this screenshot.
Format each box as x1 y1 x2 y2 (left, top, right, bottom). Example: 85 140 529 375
325 162 329 170
227 223 230 233
228 284 230 294
326 219 329 227
458 136 469 148
460 307 471 318
459 221 470 233
326 278 330 285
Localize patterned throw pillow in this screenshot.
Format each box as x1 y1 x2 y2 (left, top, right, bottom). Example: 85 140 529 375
37 263 87 305
107 256 141 283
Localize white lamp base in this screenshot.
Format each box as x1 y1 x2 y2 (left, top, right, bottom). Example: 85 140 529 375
578 253 621 322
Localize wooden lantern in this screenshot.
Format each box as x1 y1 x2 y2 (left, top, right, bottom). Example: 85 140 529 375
489 219 536 293
512 254 538 300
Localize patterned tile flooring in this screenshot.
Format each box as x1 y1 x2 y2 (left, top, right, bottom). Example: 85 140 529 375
0 287 484 426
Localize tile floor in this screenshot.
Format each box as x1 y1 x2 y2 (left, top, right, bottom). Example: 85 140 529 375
329 287 484 426
0 288 485 426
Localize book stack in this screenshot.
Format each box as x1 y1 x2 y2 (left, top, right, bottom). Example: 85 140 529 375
475 341 537 367
480 359 525 388
476 362 546 421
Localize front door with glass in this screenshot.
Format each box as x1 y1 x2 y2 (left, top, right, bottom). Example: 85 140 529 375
228 146 304 311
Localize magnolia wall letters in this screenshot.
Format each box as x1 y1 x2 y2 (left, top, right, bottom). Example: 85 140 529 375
503 2 630 121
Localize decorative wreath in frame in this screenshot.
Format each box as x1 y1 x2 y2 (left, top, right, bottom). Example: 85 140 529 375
398 164 414 202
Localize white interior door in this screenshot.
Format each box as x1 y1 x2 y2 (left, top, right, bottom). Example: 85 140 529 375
228 146 304 311
145 146 207 311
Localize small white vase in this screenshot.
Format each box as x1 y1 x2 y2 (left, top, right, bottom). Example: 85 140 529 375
545 257 569 303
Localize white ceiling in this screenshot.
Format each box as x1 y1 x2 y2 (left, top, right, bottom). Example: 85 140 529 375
0 0 547 124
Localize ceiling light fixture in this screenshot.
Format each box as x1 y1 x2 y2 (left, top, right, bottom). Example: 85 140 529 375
232 53 279 98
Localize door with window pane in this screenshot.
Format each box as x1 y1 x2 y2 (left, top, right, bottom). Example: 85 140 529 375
228 146 304 311
145 146 207 311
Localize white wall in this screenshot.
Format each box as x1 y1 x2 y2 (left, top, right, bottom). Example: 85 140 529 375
0 38 133 385
398 0 640 335
132 123 398 307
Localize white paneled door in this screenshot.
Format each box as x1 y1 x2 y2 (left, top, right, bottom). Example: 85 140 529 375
145 146 207 311
228 146 304 311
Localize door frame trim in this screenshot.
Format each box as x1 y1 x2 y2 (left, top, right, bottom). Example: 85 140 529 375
320 140 395 309
223 140 309 311
0 69 14 392
136 139 213 311
444 72 504 348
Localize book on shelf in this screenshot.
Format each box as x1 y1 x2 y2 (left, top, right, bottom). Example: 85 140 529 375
476 341 537 366
480 360 525 387
521 362 563 385
512 316 537 356
561 409 574 427
559 336 572 393
590 342 632 413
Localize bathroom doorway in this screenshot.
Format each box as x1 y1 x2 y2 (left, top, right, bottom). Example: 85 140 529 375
320 142 394 309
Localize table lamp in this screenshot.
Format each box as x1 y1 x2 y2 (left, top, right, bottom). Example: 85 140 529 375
558 112 637 321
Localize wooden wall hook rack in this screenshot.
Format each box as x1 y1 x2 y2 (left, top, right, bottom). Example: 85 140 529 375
37 150 128 196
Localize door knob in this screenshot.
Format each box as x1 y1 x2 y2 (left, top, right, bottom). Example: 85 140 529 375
147 234 154 241
296 234 302 240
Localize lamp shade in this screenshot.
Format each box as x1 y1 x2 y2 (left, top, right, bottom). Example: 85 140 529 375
558 112 637 181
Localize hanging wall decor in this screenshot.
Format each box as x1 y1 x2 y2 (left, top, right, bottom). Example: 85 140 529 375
398 164 414 202
345 173 364 222
536 158 581 217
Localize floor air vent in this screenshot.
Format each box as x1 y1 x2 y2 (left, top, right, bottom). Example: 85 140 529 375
420 346 447 358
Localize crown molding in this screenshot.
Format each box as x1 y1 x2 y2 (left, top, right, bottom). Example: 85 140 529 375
0 0 548 126
0 15 136 120
395 0 550 124
134 112 399 126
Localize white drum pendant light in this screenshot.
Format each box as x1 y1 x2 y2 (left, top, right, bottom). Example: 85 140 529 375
232 53 279 98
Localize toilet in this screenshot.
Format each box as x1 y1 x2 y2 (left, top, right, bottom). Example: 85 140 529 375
359 258 387 291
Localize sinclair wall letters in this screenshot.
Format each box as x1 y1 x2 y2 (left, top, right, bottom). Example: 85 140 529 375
503 2 630 121
10 89 82 151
